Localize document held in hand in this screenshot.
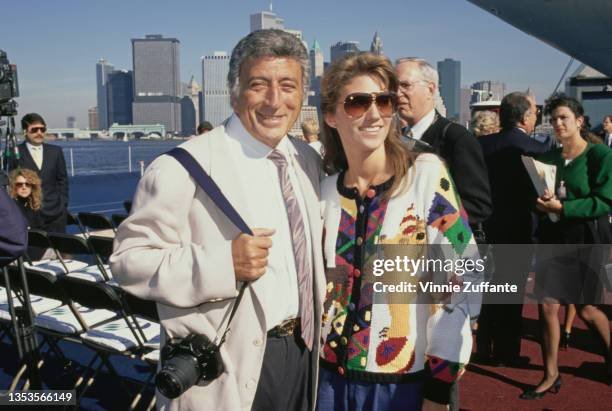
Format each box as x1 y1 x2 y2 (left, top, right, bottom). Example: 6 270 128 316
521 155 559 222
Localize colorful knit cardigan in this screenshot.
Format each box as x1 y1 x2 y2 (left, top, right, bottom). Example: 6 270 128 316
320 153 481 404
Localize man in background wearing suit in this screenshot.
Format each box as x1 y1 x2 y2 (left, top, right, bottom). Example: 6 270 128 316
395 57 492 411
477 92 550 366
395 58 492 238
111 29 325 411
16 113 68 233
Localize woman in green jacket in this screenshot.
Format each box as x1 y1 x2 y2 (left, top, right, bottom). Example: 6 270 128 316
521 94 611 399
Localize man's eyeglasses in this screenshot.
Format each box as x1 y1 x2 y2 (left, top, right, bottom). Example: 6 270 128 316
28 127 46 134
398 80 429 92
15 182 32 188
342 92 397 118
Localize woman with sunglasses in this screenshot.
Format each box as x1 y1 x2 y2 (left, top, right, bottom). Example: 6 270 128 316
317 52 479 411
9 168 44 230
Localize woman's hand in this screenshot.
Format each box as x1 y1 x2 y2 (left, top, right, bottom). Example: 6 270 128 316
536 189 563 215
422 399 449 411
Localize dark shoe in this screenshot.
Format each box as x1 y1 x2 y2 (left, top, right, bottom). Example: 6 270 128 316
519 375 562 400
560 331 571 350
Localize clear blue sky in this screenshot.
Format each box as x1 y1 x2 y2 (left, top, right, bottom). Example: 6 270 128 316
2 0 572 128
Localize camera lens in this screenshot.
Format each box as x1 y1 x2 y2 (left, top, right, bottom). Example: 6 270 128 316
155 355 200 399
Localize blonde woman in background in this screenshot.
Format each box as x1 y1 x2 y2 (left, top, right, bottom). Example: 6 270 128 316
9 168 43 229
470 110 500 137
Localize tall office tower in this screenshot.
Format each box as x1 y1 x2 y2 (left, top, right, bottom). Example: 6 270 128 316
250 5 284 32
132 34 181 134
66 116 77 129
470 80 506 103
310 39 324 80
459 87 472 127
437 58 461 120
96 58 114 129
181 76 201 135
330 41 360 63
202 51 232 126
88 107 99 130
370 32 383 55
107 70 134 126
290 105 319 138
308 39 324 118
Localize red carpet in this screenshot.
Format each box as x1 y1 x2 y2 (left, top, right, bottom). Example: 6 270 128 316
461 296 611 410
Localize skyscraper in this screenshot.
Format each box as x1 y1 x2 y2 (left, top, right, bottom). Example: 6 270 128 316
459 87 472 127
437 58 461 120
330 41 360 63
470 80 506 103
96 59 114 129
202 51 232 127
107 70 134 126
290 105 319 138
131 34 181 133
66 116 77 129
88 107 99 130
370 32 383 55
310 39 324 80
309 39 324 118
181 76 201 135
250 5 284 32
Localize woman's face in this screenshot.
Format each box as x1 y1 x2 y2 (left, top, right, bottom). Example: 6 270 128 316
324 75 394 158
550 106 583 142
14 175 32 199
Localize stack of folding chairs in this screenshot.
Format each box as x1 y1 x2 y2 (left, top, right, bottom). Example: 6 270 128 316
0 211 159 410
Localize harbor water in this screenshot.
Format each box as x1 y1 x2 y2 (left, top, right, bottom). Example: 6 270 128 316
54 139 182 214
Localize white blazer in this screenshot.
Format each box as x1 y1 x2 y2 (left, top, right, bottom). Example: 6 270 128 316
110 118 326 411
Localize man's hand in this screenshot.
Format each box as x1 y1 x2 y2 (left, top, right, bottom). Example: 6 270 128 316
422 399 449 411
232 228 275 281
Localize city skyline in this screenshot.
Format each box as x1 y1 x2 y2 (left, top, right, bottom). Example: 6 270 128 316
3 0 573 127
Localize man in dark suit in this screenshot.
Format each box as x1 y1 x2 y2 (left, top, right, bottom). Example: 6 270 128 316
396 57 492 411
477 92 550 366
395 58 492 236
15 113 69 233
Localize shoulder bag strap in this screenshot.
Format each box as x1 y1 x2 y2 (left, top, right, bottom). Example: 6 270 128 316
165 147 250 347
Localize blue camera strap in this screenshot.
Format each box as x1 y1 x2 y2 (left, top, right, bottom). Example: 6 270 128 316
165 147 250 347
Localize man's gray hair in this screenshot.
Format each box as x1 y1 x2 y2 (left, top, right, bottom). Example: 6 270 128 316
395 57 439 86
228 29 309 102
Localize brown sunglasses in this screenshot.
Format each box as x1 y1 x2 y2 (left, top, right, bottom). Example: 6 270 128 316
343 92 397 119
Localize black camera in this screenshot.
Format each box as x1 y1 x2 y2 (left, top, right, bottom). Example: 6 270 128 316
155 333 224 399
0 50 19 117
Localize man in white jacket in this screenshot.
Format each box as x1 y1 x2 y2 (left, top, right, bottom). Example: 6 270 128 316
111 29 326 411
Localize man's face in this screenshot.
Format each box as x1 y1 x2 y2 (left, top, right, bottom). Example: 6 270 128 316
24 122 46 146
395 61 436 126
522 97 538 135
603 116 612 133
232 57 303 148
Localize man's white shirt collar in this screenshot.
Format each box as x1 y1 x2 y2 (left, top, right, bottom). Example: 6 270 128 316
409 109 436 141
226 113 295 159
25 142 42 151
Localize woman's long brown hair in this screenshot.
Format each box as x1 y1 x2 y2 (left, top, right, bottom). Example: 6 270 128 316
321 52 414 197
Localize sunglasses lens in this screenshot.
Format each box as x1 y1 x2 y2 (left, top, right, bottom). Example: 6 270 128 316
30 127 46 133
17 182 31 188
344 94 372 118
375 94 396 117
